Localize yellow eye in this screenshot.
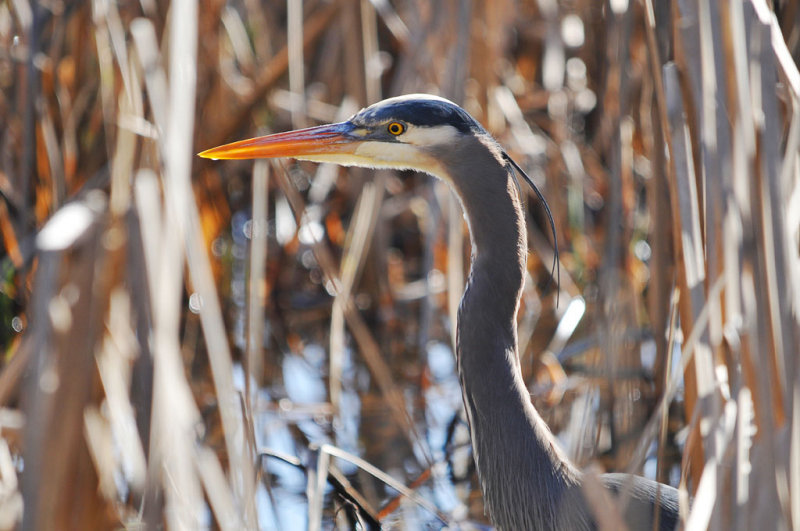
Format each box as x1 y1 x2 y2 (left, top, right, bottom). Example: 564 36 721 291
387 122 405 135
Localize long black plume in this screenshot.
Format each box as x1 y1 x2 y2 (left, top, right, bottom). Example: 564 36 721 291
503 152 560 305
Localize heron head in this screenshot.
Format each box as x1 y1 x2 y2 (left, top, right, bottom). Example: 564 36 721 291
200 93 560 301
198 94 486 178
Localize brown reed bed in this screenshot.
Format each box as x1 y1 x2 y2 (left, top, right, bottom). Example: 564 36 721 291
0 0 798 528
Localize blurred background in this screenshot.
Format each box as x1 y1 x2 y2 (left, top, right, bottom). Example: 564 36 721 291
0 0 799 529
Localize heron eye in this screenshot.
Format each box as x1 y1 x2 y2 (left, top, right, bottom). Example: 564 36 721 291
387 122 405 135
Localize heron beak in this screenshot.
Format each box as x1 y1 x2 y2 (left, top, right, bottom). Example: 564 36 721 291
198 122 360 160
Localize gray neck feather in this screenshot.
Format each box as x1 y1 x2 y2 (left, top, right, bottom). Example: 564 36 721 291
436 135 583 530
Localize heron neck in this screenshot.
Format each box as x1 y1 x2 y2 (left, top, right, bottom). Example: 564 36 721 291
453 157 580 528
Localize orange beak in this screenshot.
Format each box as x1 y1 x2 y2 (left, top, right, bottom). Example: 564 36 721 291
198 122 360 160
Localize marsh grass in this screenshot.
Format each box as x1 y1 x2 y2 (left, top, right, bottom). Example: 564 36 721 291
0 0 798 528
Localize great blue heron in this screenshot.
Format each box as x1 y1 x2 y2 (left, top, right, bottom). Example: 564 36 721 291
200 94 681 530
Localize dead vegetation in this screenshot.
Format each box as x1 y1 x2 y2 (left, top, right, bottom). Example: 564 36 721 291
0 0 798 529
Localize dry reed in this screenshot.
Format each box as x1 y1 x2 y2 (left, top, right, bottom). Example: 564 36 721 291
0 0 798 529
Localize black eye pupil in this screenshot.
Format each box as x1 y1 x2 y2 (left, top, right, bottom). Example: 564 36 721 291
389 123 403 135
